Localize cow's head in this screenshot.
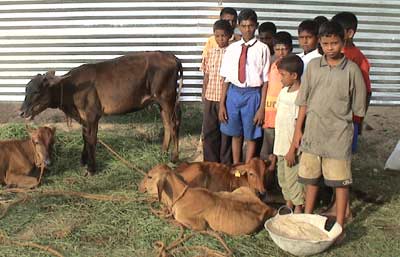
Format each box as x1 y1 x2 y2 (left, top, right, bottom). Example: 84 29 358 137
28 126 56 167
20 71 62 120
139 164 172 196
231 158 267 195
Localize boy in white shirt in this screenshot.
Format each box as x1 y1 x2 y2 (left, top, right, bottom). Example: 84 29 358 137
297 20 320 73
219 8 270 164
274 54 305 213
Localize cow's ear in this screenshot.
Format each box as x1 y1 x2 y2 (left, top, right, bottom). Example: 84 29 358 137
156 173 167 202
50 126 56 136
43 70 63 87
231 168 247 177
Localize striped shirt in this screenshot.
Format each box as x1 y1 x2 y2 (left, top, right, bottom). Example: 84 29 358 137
200 47 226 101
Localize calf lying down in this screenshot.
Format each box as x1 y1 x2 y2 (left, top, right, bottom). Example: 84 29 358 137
156 169 276 235
0 126 55 188
140 157 267 196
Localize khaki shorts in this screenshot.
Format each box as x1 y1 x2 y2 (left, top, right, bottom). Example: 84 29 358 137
298 152 352 187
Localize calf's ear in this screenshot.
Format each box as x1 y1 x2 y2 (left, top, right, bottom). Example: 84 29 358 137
156 174 167 202
230 168 247 177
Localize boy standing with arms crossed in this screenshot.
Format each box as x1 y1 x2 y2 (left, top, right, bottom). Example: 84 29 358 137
200 20 234 163
294 21 366 240
219 9 270 164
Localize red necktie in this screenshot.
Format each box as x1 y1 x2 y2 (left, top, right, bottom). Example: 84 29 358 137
238 44 248 83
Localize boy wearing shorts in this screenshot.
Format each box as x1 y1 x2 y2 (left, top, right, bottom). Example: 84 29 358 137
293 21 366 240
219 9 270 164
273 54 304 213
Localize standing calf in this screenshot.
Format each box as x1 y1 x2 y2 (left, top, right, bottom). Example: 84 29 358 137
0 126 55 188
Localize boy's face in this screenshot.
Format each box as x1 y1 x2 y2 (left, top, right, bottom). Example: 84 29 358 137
279 69 297 87
239 20 258 42
214 29 230 48
258 31 274 47
298 31 318 54
221 13 237 30
320 35 344 60
273 43 291 59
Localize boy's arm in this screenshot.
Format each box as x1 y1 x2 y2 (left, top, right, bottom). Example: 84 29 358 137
293 106 307 149
218 81 229 123
202 73 209 102
352 66 367 119
253 81 268 126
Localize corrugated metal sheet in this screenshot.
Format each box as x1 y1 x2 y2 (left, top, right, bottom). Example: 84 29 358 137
0 0 399 105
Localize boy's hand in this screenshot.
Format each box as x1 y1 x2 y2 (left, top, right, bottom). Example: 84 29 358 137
285 149 296 167
253 109 264 126
219 104 228 123
293 130 303 148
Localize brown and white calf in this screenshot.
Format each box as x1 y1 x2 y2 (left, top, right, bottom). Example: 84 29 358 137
0 126 56 188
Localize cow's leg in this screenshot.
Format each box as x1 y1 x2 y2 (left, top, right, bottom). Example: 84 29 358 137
80 132 88 166
159 105 172 153
82 120 99 176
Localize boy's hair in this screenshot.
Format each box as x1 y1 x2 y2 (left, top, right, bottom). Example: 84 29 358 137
258 22 276 34
277 54 304 79
314 16 329 29
298 19 319 36
331 11 358 32
213 19 234 37
220 7 238 21
273 31 293 51
318 21 345 41
238 8 257 24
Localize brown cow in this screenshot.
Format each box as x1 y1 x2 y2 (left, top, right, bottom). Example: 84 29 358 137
20 52 183 176
0 126 56 188
156 169 276 235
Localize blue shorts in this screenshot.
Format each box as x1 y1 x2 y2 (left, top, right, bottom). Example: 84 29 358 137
352 122 359 153
220 84 262 140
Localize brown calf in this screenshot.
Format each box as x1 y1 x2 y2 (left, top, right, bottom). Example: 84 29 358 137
156 169 276 235
0 126 56 188
174 157 267 194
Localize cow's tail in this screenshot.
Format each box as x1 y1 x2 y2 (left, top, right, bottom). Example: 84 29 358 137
175 57 183 109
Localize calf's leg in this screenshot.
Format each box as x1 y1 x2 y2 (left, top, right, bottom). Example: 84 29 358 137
5 173 39 189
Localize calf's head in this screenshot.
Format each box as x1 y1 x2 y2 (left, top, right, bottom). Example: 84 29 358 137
139 164 172 195
28 126 56 167
20 71 63 120
231 158 267 195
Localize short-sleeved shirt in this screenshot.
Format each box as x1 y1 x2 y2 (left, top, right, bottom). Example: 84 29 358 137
297 48 321 74
264 61 283 128
220 37 270 87
295 55 367 160
273 87 299 156
200 47 226 101
202 34 241 58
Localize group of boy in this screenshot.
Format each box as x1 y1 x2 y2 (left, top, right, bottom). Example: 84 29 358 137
200 7 370 242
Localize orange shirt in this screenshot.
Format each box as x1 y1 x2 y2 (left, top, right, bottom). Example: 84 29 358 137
263 61 283 128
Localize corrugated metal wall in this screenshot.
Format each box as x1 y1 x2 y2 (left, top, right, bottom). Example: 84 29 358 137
0 0 399 105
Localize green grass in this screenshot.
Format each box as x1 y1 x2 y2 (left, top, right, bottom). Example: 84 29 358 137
0 103 399 257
